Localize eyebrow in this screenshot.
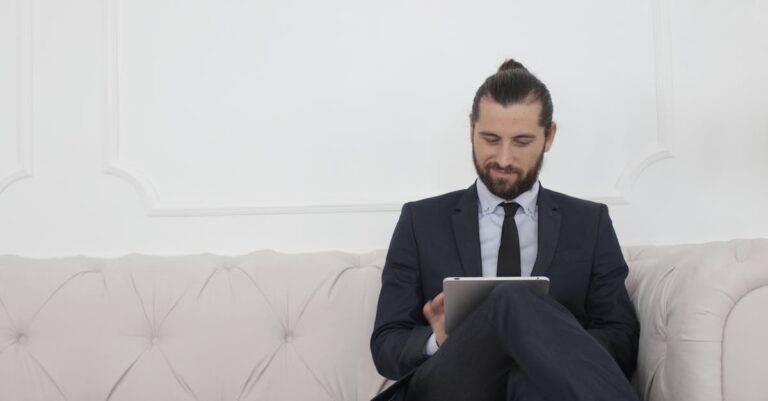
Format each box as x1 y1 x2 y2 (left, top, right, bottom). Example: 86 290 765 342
478 131 536 139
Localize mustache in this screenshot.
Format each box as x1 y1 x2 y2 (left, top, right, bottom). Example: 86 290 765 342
487 162 523 175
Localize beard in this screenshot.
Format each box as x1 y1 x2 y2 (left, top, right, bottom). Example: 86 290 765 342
473 146 545 200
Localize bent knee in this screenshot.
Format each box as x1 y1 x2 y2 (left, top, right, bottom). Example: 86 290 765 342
489 281 537 303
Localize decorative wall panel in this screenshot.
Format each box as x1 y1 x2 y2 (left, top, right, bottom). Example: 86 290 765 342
0 0 33 196
104 0 674 216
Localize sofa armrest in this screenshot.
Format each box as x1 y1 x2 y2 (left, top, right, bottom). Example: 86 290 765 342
624 239 768 401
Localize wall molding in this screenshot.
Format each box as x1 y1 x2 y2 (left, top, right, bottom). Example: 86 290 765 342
614 0 676 198
104 0 674 216
0 0 34 197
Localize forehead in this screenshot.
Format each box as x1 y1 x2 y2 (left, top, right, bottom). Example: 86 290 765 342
475 97 544 134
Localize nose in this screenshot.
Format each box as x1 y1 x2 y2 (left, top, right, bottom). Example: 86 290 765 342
496 144 515 167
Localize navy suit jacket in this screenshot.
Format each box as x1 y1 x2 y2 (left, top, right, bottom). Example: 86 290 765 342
370 183 640 387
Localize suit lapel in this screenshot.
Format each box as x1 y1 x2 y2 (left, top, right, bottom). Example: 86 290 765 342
452 184 482 277
531 187 561 277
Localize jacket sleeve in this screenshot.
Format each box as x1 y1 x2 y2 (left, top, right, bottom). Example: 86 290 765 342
370 203 433 380
585 204 641 378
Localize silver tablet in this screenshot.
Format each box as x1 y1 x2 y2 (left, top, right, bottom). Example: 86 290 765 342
443 276 550 334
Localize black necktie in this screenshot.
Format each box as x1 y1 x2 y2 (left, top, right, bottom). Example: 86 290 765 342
497 202 521 277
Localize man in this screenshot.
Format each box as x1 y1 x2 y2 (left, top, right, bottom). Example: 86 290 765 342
370 59 640 401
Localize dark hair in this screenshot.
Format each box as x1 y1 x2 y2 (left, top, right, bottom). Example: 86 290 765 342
470 59 554 136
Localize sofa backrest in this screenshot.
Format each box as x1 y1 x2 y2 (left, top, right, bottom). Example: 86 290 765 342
623 239 768 401
2 239 767 401
0 250 389 401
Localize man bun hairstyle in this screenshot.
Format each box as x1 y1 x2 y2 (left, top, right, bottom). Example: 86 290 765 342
497 58 528 73
470 58 554 136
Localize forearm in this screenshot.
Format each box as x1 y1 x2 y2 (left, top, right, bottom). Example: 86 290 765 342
370 202 431 379
586 204 640 377
587 322 639 377
371 324 432 379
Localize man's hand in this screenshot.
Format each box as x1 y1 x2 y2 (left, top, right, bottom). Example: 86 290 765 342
423 292 447 347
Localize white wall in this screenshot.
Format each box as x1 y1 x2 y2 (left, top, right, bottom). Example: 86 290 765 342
1 0 766 257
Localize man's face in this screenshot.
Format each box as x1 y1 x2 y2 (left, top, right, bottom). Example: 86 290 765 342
471 97 557 200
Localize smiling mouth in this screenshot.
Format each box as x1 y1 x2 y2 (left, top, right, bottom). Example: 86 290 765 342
491 167 519 177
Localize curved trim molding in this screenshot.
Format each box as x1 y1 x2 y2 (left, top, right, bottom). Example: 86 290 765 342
0 0 34 197
104 0 674 216
615 0 676 196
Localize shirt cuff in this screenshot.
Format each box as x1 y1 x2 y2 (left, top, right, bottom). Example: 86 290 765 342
423 332 439 356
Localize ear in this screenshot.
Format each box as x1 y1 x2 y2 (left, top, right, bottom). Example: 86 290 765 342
544 121 557 152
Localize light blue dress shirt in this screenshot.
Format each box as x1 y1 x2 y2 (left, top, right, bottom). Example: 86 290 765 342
477 178 540 278
424 179 541 355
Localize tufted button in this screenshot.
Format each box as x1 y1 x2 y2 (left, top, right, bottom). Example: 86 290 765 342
284 332 293 343
151 337 160 346
222 264 234 271
17 334 27 344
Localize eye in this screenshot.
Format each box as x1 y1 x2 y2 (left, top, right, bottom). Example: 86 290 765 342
514 137 535 146
482 135 500 144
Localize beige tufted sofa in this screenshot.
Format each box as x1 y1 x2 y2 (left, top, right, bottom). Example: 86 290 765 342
0 239 766 401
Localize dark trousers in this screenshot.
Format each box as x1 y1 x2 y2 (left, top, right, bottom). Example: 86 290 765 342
402 283 639 401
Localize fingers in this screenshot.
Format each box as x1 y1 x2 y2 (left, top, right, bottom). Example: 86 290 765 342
422 300 432 319
422 293 448 345
433 292 445 308
431 293 445 316
423 292 445 320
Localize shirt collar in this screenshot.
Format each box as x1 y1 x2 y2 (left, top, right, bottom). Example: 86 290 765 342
476 178 540 217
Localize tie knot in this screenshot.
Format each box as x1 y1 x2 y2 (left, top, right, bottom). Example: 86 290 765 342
501 202 520 216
